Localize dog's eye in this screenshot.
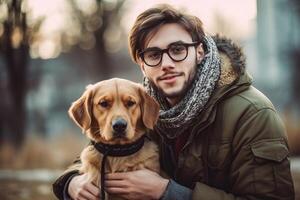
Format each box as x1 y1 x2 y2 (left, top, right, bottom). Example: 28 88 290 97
99 100 109 108
126 100 136 107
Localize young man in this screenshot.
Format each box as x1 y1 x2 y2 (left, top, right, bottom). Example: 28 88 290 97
53 4 295 200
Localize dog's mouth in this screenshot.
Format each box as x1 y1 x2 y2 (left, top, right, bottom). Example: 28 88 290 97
96 129 145 145
111 131 129 142
112 130 127 139
94 130 131 145
99 136 139 145
111 137 131 145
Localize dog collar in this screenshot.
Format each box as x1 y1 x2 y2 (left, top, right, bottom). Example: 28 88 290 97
91 135 146 200
91 135 145 157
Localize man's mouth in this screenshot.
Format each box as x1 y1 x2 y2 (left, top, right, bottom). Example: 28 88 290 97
158 73 182 83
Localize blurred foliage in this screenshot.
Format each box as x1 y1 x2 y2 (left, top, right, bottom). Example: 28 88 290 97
0 0 125 59
0 0 125 148
288 0 300 104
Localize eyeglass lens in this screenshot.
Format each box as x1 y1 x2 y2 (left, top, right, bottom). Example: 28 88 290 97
143 43 188 66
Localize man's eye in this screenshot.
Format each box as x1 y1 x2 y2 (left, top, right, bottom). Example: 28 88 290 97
170 45 185 54
99 101 109 108
126 100 136 107
146 51 161 60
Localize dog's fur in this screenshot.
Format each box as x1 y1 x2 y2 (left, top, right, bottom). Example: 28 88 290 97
68 78 160 198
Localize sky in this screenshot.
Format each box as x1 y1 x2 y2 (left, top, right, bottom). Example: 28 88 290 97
18 0 257 59
121 0 257 39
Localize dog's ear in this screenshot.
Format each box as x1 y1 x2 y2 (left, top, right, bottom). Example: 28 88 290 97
138 86 160 129
68 86 94 133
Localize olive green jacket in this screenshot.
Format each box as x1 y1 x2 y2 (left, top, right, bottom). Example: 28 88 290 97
52 36 295 200
155 36 295 199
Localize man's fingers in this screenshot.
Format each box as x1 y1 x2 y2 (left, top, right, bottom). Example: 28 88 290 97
105 186 127 194
105 172 128 180
77 196 88 200
105 180 127 188
79 190 97 200
85 182 101 197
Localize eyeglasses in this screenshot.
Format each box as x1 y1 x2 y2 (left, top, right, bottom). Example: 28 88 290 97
139 41 200 67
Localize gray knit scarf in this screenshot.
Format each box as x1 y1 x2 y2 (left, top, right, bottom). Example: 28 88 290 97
143 35 221 139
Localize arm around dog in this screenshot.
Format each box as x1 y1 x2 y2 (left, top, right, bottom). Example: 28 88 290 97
52 157 81 200
105 169 193 200
52 164 101 200
52 154 101 200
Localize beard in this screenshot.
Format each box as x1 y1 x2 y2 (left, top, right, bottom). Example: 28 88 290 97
147 64 197 102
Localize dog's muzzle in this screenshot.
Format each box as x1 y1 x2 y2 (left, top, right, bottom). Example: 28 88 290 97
112 117 127 137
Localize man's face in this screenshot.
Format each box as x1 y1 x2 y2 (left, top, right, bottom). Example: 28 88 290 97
139 23 204 105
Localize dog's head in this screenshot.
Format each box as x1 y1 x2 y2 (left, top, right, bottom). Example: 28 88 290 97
68 78 160 144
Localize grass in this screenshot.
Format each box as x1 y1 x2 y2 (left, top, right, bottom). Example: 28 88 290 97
0 180 57 200
0 132 86 169
0 132 86 200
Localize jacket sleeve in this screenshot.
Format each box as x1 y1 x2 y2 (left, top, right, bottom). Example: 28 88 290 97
161 179 192 200
52 157 81 200
192 108 295 200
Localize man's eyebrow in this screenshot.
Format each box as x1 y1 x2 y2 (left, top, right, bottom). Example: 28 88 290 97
144 40 187 51
167 40 186 47
142 46 161 52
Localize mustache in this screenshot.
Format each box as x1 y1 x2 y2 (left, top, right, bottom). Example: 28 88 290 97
157 72 183 81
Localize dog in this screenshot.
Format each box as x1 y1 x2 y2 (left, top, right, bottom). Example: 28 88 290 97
68 78 160 199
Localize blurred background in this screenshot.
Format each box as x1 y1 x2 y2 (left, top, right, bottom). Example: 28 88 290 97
0 0 299 199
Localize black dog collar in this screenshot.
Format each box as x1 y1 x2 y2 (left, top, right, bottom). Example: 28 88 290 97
91 135 145 157
91 135 145 200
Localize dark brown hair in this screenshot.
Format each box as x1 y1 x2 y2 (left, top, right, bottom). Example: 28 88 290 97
128 4 205 63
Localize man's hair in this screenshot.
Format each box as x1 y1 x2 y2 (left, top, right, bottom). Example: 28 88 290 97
128 4 205 63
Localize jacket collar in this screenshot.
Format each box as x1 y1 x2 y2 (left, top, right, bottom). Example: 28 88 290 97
185 35 253 142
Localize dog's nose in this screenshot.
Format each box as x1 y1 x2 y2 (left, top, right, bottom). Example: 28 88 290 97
112 118 127 135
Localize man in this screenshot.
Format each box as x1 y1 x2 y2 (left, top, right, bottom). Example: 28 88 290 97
53 4 295 200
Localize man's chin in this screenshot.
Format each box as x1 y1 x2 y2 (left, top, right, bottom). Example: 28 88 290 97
160 88 185 99
149 80 187 99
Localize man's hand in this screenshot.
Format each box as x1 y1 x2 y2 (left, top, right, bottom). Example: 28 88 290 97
68 173 100 200
105 169 169 200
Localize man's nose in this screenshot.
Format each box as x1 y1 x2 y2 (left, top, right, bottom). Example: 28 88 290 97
161 52 175 69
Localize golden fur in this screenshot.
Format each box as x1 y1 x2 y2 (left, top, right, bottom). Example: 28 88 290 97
68 78 160 199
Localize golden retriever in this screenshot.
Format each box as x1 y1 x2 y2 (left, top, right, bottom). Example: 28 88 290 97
68 78 160 199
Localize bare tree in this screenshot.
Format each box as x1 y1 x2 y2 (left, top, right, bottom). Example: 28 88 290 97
70 0 125 78
0 0 125 148
0 0 29 148
289 0 300 108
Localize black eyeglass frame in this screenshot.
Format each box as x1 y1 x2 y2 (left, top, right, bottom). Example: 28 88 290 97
138 41 200 67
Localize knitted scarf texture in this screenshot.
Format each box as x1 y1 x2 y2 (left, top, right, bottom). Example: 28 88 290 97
143 35 221 139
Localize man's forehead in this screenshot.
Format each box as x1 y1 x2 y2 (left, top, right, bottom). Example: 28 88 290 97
145 23 193 49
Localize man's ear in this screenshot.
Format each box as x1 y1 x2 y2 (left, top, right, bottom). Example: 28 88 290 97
137 58 146 76
68 87 94 133
196 43 205 64
138 86 160 130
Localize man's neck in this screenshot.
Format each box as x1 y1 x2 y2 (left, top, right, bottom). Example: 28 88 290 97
167 97 181 107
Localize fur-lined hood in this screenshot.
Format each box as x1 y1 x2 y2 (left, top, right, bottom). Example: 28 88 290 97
212 35 249 88
198 35 253 119
187 35 253 139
